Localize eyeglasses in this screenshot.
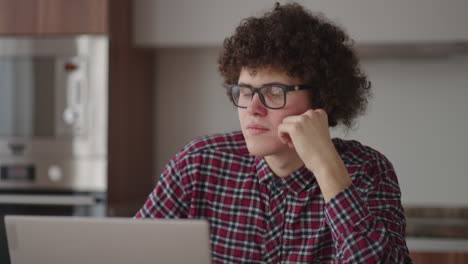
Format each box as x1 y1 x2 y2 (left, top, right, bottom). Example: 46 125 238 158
228 84 314 109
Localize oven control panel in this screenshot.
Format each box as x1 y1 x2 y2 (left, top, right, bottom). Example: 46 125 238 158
0 165 35 182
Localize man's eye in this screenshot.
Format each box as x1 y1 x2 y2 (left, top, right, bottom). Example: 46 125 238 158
240 90 252 96
265 87 283 97
269 92 283 97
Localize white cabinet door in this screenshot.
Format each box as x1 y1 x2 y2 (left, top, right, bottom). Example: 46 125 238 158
133 0 468 47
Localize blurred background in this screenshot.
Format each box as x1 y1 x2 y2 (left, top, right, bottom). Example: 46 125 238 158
0 0 467 263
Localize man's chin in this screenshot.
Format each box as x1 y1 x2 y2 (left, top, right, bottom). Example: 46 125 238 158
247 149 266 157
243 132 285 157
245 142 276 157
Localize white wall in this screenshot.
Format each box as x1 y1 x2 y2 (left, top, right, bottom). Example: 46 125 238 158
333 55 468 207
153 48 239 178
154 48 468 207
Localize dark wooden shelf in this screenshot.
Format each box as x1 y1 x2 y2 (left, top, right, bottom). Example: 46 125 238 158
0 0 107 35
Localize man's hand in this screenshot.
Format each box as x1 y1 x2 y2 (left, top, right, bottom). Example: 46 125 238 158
278 109 352 202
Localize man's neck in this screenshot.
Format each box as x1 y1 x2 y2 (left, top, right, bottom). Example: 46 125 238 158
264 150 305 178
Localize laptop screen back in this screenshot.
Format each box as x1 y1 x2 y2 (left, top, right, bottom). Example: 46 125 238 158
4 215 212 264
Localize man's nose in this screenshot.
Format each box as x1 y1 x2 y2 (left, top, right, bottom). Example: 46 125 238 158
246 93 267 116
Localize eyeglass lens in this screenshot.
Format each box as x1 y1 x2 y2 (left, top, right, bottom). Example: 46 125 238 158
232 86 285 108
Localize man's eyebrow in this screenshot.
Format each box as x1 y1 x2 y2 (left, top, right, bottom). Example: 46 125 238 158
237 82 252 87
263 82 288 86
237 82 288 87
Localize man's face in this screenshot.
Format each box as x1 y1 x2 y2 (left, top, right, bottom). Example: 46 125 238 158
237 66 313 157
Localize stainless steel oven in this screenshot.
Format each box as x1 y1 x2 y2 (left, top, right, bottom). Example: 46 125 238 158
0 35 108 263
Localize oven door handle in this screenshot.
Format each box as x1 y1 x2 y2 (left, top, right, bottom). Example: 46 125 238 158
0 194 98 206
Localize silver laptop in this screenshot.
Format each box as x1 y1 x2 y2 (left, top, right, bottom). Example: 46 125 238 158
4 215 212 264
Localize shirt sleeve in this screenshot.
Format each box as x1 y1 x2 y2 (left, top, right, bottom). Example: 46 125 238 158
134 154 191 219
324 167 413 263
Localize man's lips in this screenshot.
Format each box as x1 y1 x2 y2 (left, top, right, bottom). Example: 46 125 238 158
246 125 270 135
247 125 268 129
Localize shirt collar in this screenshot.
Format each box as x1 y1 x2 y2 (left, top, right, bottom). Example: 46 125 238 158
255 156 317 195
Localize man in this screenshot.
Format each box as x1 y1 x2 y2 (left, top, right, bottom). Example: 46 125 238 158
136 3 413 263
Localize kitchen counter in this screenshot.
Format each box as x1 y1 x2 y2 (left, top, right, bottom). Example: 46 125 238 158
407 237 468 252
405 207 468 239
405 206 468 252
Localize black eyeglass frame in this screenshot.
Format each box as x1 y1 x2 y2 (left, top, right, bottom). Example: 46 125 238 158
228 84 314 109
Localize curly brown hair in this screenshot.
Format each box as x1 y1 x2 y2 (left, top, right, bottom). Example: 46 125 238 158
218 2 371 128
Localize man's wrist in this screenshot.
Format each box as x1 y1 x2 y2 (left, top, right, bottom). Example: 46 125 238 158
310 154 352 203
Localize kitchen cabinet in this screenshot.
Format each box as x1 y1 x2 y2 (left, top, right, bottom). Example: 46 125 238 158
0 0 38 34
407 236 468 264
0 0 107 35
133 0 468 47
410 252 468 264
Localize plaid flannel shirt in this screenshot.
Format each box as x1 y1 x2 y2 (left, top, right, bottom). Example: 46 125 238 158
135 131 413 263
